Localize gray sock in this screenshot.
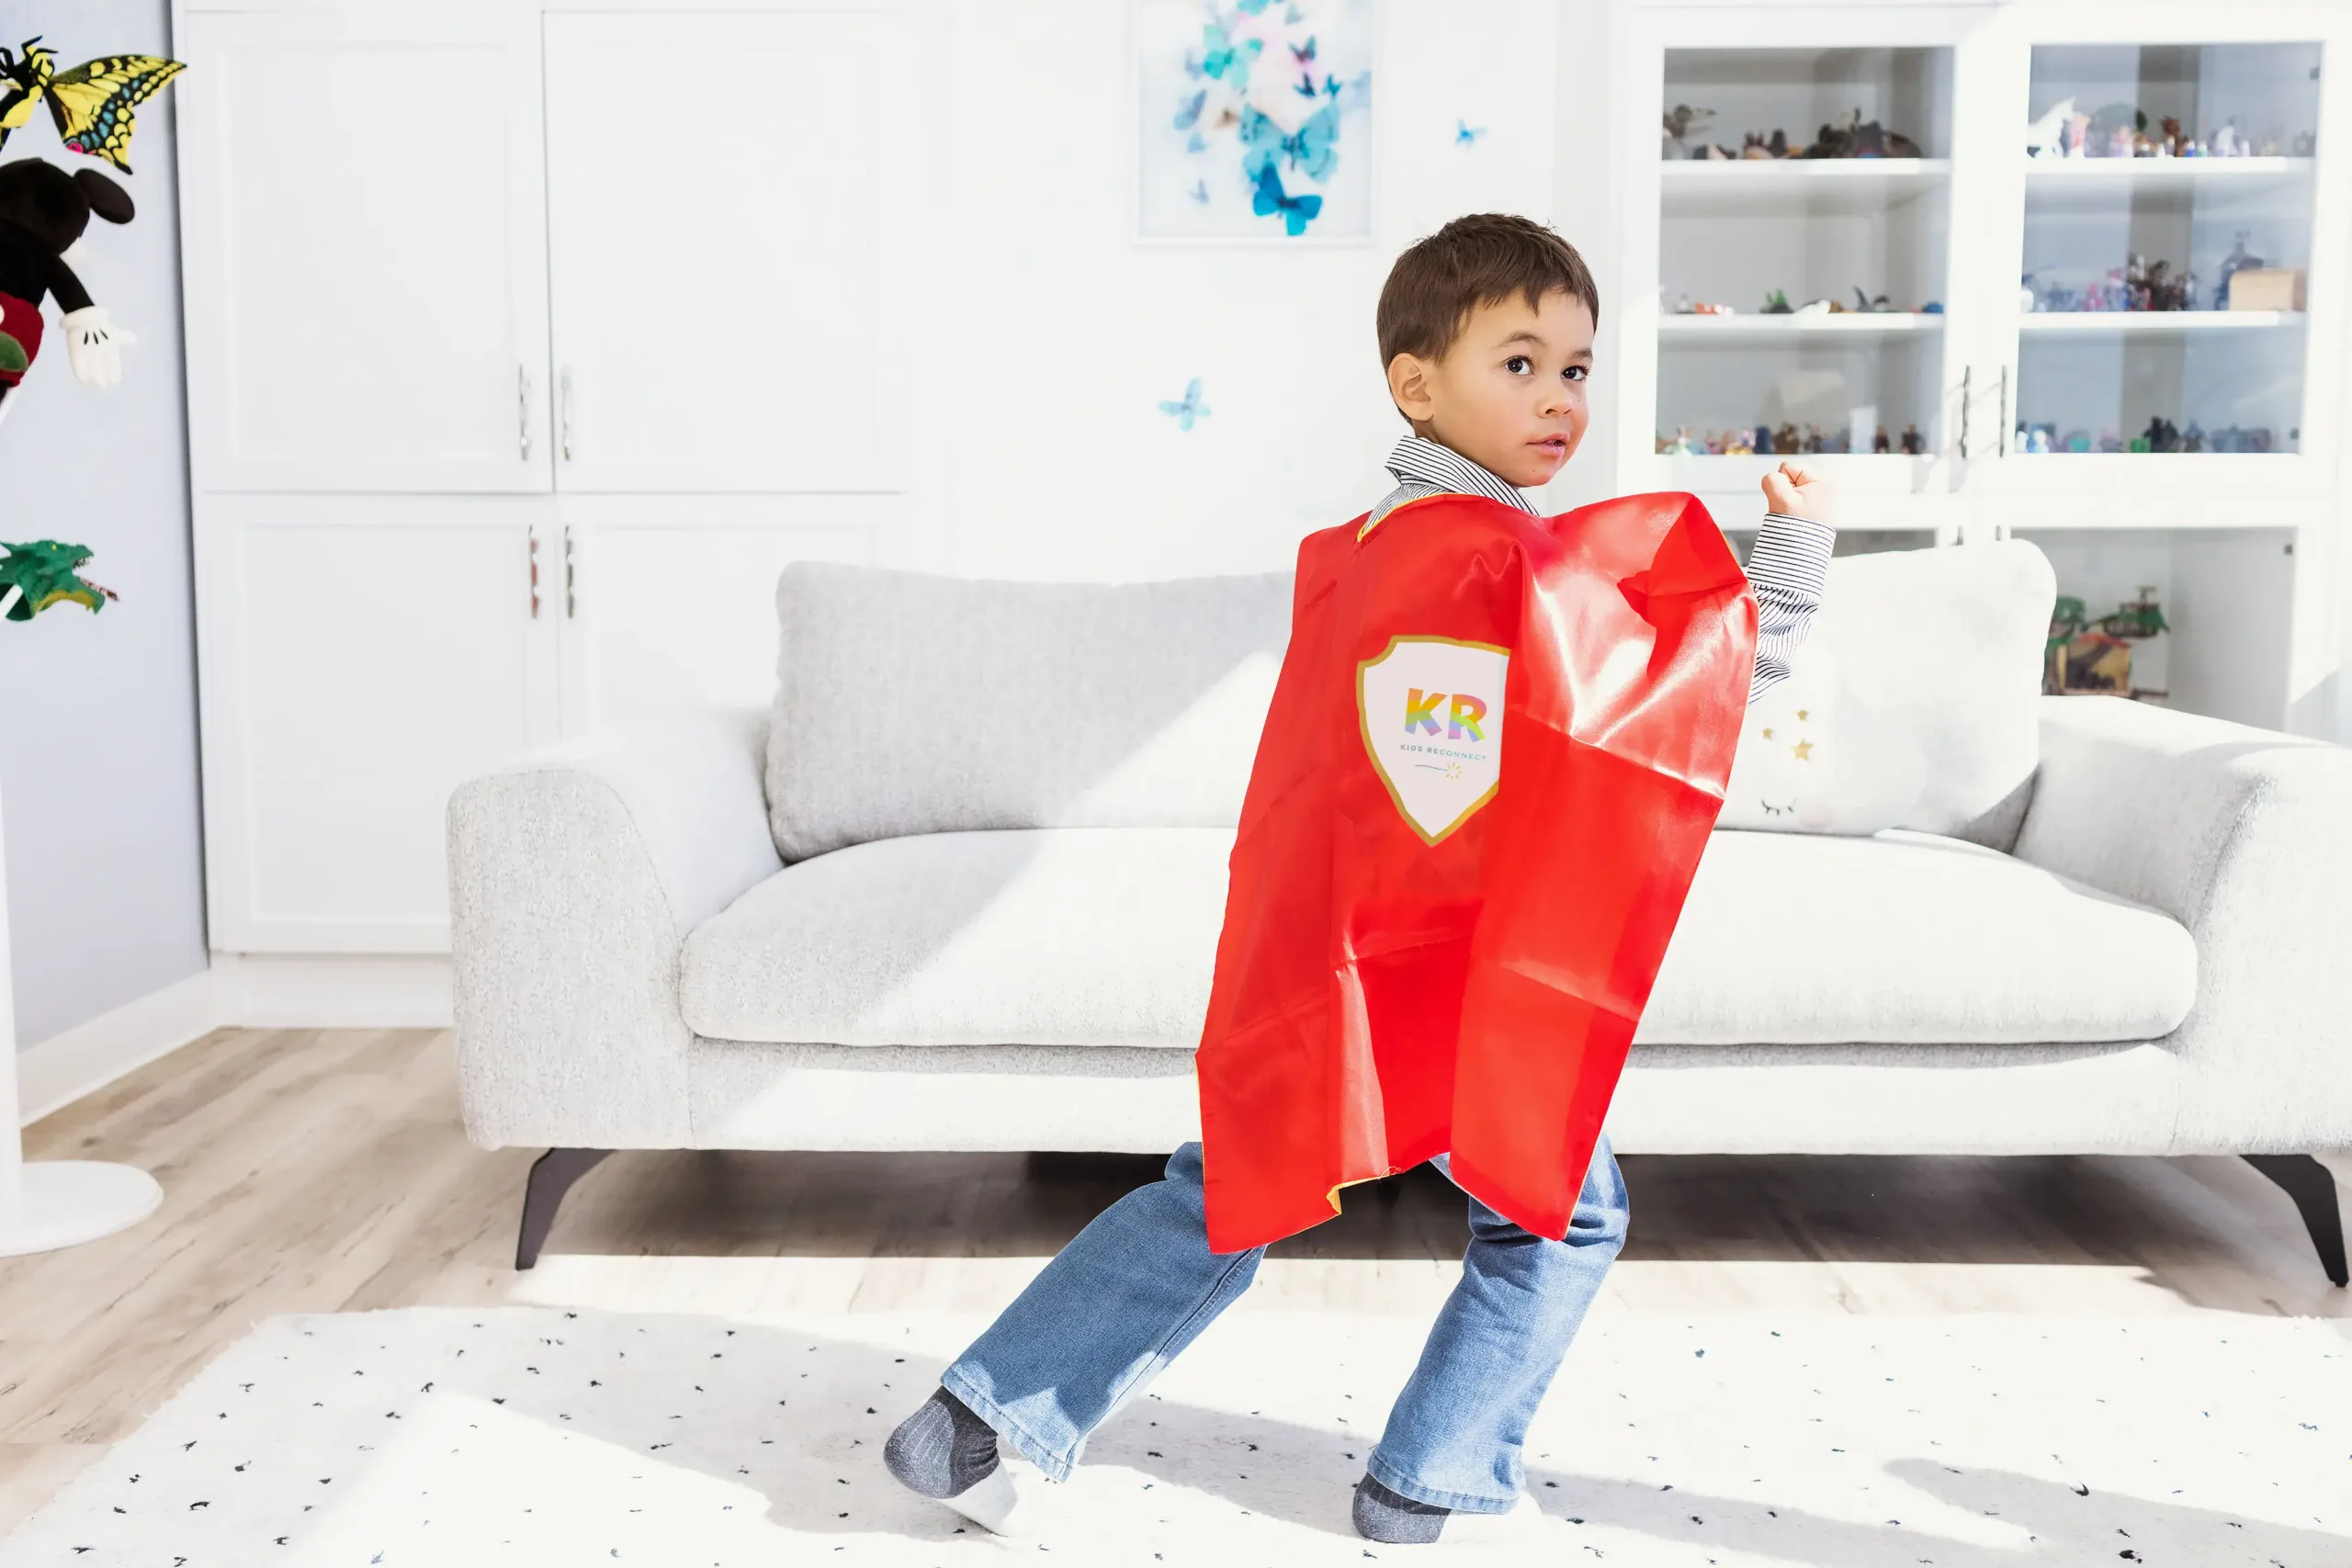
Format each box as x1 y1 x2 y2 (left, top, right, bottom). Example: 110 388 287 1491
884 1387 1001 1499
1352 1473 1451 1544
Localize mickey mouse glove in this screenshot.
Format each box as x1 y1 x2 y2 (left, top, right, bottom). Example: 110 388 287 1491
61 306 136 389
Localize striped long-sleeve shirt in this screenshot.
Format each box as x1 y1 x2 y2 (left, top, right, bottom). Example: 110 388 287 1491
1369 434 1835 705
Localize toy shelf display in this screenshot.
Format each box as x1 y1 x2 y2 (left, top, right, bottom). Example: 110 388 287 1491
2013 42 2321 456
1652 46 1954 462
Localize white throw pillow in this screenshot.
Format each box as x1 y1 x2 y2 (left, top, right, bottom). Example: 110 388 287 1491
1717 634 1926 834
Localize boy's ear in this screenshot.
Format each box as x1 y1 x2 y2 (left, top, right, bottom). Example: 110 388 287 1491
1386 352 1435 425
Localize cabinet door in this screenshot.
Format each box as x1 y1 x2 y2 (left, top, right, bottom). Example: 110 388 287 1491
543 10 922 492
177 11 551 491
549 497 876 734
1957 0 2351 524
197 498 559 952
1617 4 1995 534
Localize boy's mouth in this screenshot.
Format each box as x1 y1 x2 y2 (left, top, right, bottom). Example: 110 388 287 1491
1530 435 1569 461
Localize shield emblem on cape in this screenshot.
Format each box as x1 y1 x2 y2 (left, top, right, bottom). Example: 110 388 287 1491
1357 635 1510 845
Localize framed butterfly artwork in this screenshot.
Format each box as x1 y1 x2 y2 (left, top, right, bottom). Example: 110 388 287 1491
1134 0 1372 243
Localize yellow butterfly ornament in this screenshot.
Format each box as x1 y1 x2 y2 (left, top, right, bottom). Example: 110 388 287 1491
0 37 186 175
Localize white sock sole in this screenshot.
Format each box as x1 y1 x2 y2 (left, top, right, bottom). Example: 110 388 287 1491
939 1460 1038 1537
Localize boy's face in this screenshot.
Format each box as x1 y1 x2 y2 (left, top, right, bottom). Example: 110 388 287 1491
1385 288 1595 489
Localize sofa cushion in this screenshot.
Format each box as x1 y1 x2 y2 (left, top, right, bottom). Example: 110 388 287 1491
681 828 1232 1047
681 825 2195 1051
766 564 1291 860
1635 829 2195 1045
1787 538 2053 849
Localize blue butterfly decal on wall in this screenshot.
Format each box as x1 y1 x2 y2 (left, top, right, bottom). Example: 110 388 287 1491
1174 88 1206 131
1201 23 1262 85
1189 178 1210 203
1159 378 1211 430
1290 37 1317 65
1239 103 1339 184
1237 0 1274 13
1456 118 1488 146
1251 164 1322 236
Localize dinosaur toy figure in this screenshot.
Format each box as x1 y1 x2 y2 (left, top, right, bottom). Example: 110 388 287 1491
0 537 116 620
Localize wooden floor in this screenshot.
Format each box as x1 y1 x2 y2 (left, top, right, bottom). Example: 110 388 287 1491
2 1025 2346 1534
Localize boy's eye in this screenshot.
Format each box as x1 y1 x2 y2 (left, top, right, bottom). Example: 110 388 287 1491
1505 355 1531 375
1566 366 1588 382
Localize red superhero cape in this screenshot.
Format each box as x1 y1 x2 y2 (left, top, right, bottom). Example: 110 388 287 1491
1196 490 1757 1253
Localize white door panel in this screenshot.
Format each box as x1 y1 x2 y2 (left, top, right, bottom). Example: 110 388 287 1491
178 11 550 491
543 10 919 492
555 507 876 733
200 499 558 950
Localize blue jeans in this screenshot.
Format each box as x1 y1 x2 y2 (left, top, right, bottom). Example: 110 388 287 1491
940 1133 1629 1513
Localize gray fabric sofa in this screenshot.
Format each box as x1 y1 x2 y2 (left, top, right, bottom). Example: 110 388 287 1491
447 543 2352 1282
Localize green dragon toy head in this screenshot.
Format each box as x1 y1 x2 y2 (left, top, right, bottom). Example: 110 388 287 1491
0 537 116 620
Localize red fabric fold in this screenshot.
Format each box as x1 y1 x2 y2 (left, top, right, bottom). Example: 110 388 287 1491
1196 491 1757 1253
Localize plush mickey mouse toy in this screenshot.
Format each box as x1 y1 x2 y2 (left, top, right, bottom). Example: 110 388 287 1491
0 155 135 422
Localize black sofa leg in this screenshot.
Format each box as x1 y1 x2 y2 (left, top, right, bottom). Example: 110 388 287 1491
516 1148 612 1270
2243 1154 2349 1287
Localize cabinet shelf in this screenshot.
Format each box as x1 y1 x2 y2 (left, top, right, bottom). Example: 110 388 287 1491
1660 312 1944 341
2023 155 2312 197
2018 310 2299 335
1660 157 1951 213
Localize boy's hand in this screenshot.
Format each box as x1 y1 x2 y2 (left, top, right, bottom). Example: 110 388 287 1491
1761 461 1834 526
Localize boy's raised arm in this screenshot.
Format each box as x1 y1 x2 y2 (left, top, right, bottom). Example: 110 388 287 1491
1747 463 1838 703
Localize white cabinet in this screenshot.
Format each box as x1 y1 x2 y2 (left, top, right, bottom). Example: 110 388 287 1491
541 10 917 493
176 4 928 954
196 497 558 951
176 10 551 492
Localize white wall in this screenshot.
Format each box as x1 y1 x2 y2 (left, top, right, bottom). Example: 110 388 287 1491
933 0 1591 583
0 0 209 1047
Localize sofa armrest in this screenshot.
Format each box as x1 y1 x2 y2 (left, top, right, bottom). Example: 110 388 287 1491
2013 694 2352 1153
447 705 784 1150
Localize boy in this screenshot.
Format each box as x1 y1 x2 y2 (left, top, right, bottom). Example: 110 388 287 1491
884 213 1835 1545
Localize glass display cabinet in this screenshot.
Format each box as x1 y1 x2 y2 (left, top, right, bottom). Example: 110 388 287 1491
1615 2 2352 732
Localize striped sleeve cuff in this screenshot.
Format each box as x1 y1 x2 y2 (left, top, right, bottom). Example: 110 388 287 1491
1745 512 1836 598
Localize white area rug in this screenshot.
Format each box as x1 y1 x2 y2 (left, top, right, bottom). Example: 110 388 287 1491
3 1304 2346 1566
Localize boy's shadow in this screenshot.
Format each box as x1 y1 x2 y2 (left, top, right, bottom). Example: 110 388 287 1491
463 1316 2343 1562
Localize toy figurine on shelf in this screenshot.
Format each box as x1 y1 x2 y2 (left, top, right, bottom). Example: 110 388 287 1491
1793 297 1835 317
1898 423 1925 456
2138 415 2182 454
1852 288 1892 312
2181 421 2206 454
1761 288 1792 314
1771 421 1799 455
2100 587 2169 641
1661 103 1713 158
2213 232 2265 310
1722 429 1753 456
1692 299 1735 315
1871 425 1891 455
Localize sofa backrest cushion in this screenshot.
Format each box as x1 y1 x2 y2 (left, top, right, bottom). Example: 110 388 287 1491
767 563 1292 860
1808 536 2055 848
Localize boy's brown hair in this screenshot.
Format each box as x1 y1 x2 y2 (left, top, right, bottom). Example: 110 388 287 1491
1376 214 1600 373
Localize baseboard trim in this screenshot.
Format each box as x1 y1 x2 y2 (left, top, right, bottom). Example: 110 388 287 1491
17 953 456 1127
213 953 454 1030
16 966 223 1127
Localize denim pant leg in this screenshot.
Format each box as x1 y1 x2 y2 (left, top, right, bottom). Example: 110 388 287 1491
1366 1132 1631 1512
941 1142 1261 1482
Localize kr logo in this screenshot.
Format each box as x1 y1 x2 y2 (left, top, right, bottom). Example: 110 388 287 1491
1357 635 1509 844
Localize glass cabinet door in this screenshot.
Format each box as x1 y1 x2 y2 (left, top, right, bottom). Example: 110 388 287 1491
1618 6 1996 531
1962 4 2351 516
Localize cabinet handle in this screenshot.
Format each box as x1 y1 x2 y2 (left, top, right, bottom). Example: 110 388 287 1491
560 367 574 462
1957 365 1973 461
517 365 533 460
563 525 576 619
528 527 541 619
